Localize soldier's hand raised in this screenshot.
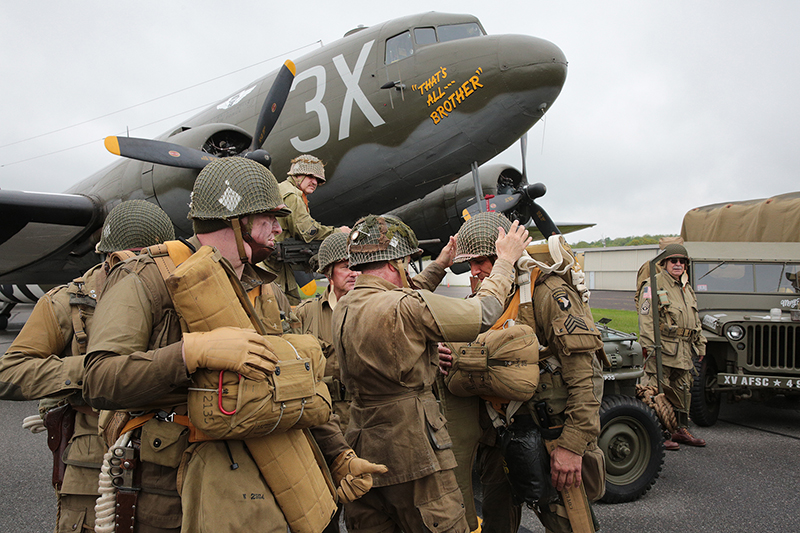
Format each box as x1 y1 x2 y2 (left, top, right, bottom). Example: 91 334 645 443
434 235 457 269
182 327 278 381
495 220 532 265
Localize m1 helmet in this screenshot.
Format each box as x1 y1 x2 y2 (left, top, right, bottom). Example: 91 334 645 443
316 231 350 274
97 199 175 253
187 157 290 222
454 211 512 264
287 154 326 183
660 243 690 265
348 215 422 269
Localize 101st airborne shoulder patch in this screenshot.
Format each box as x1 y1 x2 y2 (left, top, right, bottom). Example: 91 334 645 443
552 287 572 311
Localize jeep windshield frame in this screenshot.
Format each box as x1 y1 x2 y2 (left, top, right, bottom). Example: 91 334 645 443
694 260 800 294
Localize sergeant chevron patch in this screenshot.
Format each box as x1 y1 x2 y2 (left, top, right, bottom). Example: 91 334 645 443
564 314 590 333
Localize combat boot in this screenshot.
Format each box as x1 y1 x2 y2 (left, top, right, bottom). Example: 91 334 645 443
671 427 705 447
664 439 680 451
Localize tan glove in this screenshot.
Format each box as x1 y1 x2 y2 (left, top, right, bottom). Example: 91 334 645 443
182 327 278 381
330 449 388 503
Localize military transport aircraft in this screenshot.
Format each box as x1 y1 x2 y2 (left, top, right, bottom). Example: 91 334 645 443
0 11 585 325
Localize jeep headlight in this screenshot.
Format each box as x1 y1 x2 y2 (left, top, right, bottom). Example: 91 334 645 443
726 325 745 341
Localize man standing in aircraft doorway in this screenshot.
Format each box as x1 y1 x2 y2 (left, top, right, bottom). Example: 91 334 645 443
262 154 350 304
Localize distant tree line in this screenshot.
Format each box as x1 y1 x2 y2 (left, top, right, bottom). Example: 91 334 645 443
570 234 679 248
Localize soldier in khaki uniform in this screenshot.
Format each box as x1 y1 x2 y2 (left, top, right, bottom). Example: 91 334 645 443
262 154 350 304
638 243 707 449
439 211 606 533
295 231 357 533
296 231 358 433
83 158 382 533
0 200 175 533
332 214 531 533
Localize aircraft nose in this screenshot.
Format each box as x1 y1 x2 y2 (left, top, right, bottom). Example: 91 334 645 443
498 34 568 87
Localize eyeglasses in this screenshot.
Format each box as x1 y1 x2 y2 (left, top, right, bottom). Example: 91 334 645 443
668 258 687 265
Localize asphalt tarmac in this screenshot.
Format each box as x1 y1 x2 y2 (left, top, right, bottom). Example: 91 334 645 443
2 298 800 532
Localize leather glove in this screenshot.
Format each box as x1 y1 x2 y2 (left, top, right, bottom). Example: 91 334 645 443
330 449 388 503
182 327 278 381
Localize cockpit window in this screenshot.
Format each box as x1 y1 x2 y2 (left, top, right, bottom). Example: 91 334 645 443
414 27 437 46
385 31 413 64
437 22 483 43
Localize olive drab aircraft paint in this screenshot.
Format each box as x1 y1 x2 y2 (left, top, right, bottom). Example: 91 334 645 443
0 12 572 302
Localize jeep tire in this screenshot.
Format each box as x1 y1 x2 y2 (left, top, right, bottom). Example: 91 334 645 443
690 356 720 426
598 394 665 503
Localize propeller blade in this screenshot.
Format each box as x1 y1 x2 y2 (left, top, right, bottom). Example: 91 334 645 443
293 270 318 297
250 60 296 151
463 193 524 219
104 136 217 169
530 200 561 237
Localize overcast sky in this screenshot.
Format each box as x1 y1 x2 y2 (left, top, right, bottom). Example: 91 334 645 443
1 1 798 243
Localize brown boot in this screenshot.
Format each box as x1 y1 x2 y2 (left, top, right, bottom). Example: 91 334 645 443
664 439 680 451
672 427 706 447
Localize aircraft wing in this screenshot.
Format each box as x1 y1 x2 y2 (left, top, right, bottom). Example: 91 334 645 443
0 190 104 284
528 222 595 242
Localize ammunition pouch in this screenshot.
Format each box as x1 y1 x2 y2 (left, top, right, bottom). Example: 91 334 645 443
44 404 76 489
660 324 693 339
445 324 540 401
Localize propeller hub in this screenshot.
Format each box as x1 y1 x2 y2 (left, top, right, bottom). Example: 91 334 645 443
245 149 272 170
522 182 547 202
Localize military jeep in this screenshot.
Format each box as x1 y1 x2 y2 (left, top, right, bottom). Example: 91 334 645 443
684 242 800 426
595 319 664 503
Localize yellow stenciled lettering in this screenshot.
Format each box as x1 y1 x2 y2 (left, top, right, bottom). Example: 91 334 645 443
454 87 466 103
443 99 453 112
427 93 435 107
430 111 441 124
437 105 448 118
470 76 483 90
447 93 457 108
462 80 473 97
440 67 447 79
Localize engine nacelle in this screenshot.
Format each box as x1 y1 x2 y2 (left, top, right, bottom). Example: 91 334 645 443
388 164 524 256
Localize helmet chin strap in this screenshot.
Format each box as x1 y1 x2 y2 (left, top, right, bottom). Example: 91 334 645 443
230 217 273 265
391 257 417 289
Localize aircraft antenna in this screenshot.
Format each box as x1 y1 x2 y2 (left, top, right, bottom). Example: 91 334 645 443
520 132 528 184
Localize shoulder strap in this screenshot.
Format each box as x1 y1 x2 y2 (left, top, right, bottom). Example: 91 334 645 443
69 279 90 355
490 289 520 330
107 250 137 269
144 240 196 279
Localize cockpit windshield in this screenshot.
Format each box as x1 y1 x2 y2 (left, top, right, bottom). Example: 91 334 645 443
385 22 485 64
437 22 483 42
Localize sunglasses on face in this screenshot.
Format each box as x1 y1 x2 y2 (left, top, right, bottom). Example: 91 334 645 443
668 258 687 265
